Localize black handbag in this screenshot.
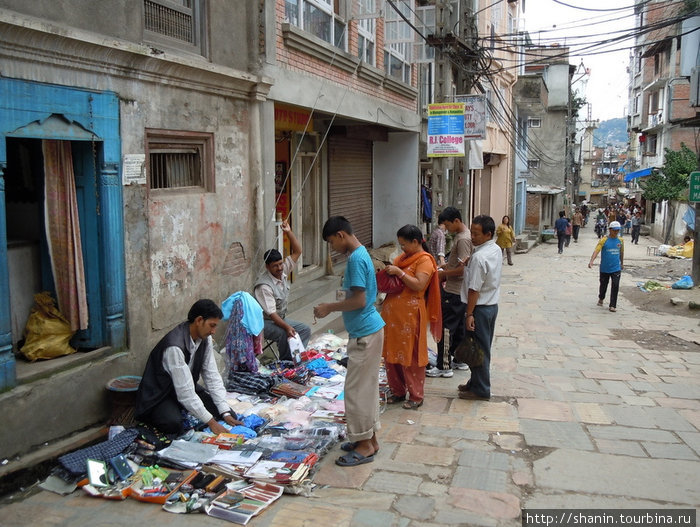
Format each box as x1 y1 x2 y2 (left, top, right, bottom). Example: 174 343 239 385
453 332 484 367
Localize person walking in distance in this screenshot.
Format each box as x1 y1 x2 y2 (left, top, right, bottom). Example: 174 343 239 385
554 211 568 254
589 220 624 312
630 211 642 244
495 215 516 265
572 208 584 243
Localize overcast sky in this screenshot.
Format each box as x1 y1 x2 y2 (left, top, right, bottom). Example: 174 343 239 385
523 0 635 122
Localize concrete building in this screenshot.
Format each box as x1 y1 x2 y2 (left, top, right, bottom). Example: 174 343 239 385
0 0 421 460
414 0 521 234
0 0 273 459
576 118 599 204
514 44 572 231
469 0 519 228
626 0 699 237
261 0 421 273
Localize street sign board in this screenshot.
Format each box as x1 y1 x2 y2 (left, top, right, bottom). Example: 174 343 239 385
455 94 486 140
690 171 700 202
427 103 465 157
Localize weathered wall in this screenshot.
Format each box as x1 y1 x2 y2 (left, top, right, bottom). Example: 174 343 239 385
0 4 268 457
120 90 257 346
0 0 254 72
529 110 567 188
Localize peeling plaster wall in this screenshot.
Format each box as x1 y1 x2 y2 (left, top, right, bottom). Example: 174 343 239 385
121 92 257 350
0 2 268 457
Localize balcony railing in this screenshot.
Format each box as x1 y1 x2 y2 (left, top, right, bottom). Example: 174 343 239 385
647 110 663 128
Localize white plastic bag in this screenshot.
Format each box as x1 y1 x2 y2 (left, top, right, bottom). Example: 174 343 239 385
288 333 305 364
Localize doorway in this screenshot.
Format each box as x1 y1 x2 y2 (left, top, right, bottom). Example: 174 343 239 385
291 133 322 273
4 137 104 351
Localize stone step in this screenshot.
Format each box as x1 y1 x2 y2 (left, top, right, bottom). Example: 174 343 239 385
515 236 538 254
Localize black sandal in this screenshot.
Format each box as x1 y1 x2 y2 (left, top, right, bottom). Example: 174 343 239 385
385 394 404 404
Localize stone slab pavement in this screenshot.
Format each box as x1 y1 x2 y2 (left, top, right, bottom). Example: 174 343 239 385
1 226 698 526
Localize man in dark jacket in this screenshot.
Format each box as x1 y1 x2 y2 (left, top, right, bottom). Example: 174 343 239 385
554 211 569 254
135 299 241 435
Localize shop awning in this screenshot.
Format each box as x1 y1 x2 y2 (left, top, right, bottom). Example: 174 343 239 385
623 167 653 182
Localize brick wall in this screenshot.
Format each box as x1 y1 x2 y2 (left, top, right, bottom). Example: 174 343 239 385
525 193 541 230
668 128 697 151
670 82 696 121
274 0 417 112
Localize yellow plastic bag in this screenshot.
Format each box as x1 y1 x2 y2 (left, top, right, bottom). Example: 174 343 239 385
20 292 77 361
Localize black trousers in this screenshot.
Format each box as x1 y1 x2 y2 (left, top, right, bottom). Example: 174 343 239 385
631 225 641 244
139 384 223 435
572 225 580 241
557 233 566 253
599 271 621 308
436 290 467 370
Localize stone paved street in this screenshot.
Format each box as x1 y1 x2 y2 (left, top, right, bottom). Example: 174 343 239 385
1 226 699 526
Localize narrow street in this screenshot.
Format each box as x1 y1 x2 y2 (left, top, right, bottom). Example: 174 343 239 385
2 225 699 526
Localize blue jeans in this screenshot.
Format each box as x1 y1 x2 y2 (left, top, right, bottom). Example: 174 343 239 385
464 304 498 398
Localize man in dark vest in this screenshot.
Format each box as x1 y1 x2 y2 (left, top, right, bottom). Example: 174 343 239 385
135 299 241 435
253 221 311 361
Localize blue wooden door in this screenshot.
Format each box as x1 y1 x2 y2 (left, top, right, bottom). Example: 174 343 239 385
70 141 104 348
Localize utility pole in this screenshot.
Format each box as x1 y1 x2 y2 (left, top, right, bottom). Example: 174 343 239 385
453 0 475 222
432 0 451 224
428 0 476 222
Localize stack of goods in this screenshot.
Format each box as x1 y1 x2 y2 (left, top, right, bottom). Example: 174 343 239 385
43 333 375 524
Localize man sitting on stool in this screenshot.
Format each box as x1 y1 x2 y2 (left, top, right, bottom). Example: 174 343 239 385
254 221 311 361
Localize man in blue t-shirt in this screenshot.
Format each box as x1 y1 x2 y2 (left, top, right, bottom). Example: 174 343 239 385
588 220 624 312
314 216 385 467
554 210 569 254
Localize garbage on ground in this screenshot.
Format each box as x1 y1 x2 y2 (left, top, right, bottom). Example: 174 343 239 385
659 240 693 259
637 280 669 292
671 275 694 290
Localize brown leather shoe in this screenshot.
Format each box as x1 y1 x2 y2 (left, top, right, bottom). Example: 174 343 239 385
458 390 490 400
458 383 470 392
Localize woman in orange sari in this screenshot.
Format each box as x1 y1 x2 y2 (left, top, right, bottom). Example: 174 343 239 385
381 225 442 409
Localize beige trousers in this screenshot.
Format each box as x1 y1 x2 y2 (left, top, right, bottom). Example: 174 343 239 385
344 328 384 442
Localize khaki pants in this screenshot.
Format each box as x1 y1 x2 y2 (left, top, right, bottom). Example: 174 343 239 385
344 328 384 442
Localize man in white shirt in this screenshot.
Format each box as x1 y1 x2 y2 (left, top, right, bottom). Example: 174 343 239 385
253 221 311 361
458 215 502 400
135 299 242 435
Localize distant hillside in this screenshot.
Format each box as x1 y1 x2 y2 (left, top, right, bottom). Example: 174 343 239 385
593 118 628 147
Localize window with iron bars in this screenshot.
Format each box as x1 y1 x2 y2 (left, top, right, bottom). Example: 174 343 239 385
146 130 214 192
144 0 204 55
